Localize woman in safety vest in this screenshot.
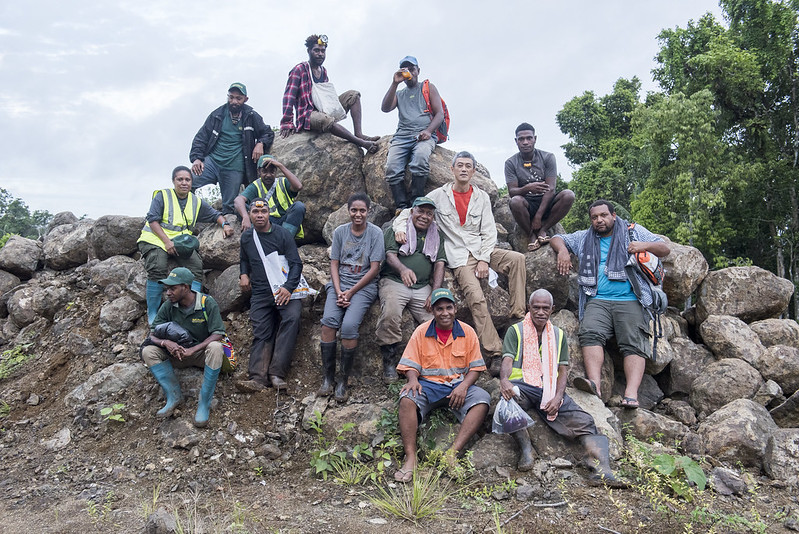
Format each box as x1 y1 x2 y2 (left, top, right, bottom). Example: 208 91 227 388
137 166 234 323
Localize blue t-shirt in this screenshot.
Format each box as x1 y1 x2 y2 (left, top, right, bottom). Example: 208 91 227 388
595 237 637 301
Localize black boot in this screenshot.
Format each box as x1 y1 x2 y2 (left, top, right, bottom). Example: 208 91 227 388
335 346 356 403
380 343 400 384
409 173 428 203
581 434 627 488
318 342 336 396
512 430 535 471
389 183 410 211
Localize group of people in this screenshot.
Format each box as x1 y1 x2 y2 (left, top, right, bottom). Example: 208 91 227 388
132 33 671 485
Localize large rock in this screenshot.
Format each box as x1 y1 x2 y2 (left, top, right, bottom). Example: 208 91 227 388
0 270 21 318
99 296 142 334
699 315 764 365
91 215 146 260
197 215 241 270
763 429 799 484
755 345 799 397
660 338 715 396
750 319 799 349
696 266 794 324
698 399 778 468
771 389 799 428
271 132 367 243
89 255 147 303
321 203 392 246
43 220 94 270
7 284 70 328
660 239 708 307
64 362 149 408
524 248 570 312
209 264 248 314
0 235 42 278
615 408 691 445
689 358 763 415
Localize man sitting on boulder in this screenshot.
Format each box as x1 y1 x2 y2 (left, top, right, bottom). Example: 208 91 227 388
141 267 226 428
234 155 305 238
505 123 574 252
280 34 378 153
381 55 445 210
376 196 446 383
499 288 623 485
394 288 490 482
394 151 527 374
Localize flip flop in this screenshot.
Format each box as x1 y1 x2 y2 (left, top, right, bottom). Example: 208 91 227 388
573 377 599 397
393 468 413 483
527 240 543 252
538 236 551 246
620 397 640 409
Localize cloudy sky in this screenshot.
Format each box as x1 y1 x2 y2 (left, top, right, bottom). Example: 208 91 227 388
0 0 724 219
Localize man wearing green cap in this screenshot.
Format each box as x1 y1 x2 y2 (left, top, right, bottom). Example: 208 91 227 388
190 82 274 214
141 267 226 428
376 196 445 383
233 155 305 238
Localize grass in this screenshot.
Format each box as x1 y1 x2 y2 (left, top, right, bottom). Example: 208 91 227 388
0 343 34 379
369 469 456 523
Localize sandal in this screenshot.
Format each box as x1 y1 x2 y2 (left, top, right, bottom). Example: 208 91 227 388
393 468 413 483
573 377 599 397
527 240 543 252
620 396 640 409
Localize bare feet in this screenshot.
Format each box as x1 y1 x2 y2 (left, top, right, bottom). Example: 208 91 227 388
358 134 380 142
361 140 379 154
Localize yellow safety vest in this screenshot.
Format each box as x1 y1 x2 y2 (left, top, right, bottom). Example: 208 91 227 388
137 189 200 250
508 323 564 381
254 178 304 238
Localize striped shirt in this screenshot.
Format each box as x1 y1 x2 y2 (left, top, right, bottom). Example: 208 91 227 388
281 62 327 131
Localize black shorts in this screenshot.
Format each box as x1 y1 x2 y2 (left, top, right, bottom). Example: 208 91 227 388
524 194 555 220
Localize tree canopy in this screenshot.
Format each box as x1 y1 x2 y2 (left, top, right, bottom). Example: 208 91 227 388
0 188 53 242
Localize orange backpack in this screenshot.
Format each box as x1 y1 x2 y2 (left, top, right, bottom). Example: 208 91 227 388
422 79 450 143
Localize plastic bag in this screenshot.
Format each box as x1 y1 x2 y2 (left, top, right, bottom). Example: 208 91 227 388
152 321 195 346
492 396 535 434
263 251 318 300
311 82 347 121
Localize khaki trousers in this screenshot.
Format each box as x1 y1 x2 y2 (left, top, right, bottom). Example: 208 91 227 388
142 341 224 370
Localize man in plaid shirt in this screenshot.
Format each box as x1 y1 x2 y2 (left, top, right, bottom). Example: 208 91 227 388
280 34 378 153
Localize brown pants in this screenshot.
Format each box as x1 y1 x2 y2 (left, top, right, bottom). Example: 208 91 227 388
142 342 223 370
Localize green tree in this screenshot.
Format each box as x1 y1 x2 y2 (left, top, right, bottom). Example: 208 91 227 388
0 189 53 241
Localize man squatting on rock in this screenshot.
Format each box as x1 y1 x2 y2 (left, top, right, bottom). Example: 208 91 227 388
500 289 622 485
551 200 670 408
381 55 445 210
236 198 304 393
375 196 446 384
280 35 379 153
190 83 274 215
395 151 527 374
393 288 490 483
142 267 226 428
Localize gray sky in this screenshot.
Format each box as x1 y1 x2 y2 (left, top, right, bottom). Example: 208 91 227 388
0 0 724 219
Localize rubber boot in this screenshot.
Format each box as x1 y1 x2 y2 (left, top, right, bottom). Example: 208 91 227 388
191 280 202 293
380 343 400 384
149 361 183 418
512 430 535 472
409 173 428 203
146 280 163 324
581 434 626 487
335 346 356 403
282 222 299 237
389 183 410 211
318 342 337 396
194 365 221 428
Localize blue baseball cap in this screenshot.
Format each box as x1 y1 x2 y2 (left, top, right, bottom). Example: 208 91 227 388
399 55 418 68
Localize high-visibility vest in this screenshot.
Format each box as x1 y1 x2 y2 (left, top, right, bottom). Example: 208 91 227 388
254 178 304 238
137 189 200 250
508 323 564 381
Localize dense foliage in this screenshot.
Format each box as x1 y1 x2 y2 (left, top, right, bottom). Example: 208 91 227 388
0 188 52 242
557 0 799 314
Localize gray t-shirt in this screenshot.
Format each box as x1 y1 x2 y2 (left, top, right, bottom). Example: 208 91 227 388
504 150 557 202
395 82 432 137
330 222 385 289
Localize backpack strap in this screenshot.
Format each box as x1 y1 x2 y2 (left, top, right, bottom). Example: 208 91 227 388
421 79 432 113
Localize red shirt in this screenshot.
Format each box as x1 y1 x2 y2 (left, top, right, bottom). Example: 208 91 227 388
452 187 473 226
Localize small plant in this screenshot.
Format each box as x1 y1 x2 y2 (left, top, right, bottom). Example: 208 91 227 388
0 344 34 379
100 403 126 423
253 466 264 477
652 452 707 499
369 469 455 523
140 483 161 519
87 491 115 525
0 401 10 419
308 411 353 480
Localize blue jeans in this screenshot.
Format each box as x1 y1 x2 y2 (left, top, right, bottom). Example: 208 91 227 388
384 135 436 185
191 157 243 214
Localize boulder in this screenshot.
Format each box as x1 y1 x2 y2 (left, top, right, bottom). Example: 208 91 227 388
750 319 799 349
0 235 42 279
660 338 715 396
689 358 763 416
321 203 392 246
470 433 519 469
271 132 367 243
566 388 624 459
695 266 794 324
89 255 147 303
524 247 570 312
763 429 799 485
753 380 784 408
43 220 94 270
64 362 149 408
611 373 663 410
754 345 799 397
46 211 79 232
645 334 676 376
7 284 70 328
661 399 697 427
699 315 764 365
698 399 777 468
197 215 241 270
771 389 799 428
99 296 143 334
615 408 691 445
0 270 21 318
91 215 146 260
209 264 248 314
660 238 708 307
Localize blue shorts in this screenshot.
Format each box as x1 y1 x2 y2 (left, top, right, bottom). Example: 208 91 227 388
400 378 490 423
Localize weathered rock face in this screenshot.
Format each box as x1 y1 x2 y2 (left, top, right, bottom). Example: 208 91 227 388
0 270 21 318
64 362 149 408
0 236 42 279
7 284 70 328
699 399 778 468
699 315 765 365
271 132 367 244
616 408 691 445
661 238 709 307
660 338 715 397
43 220 94 270
771 389 799 428
321 203 392 246
750 319 799 349
91 215 146 260
755 345 799 397
763 429 799 485
197 215 241 270
209 265 248 314
689 358 764 415
695 266 794 324
99 296 142 334
47 211 79 232
524 248 570 312
88 255 147 304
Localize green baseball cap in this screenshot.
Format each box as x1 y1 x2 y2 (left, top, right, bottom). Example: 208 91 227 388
412 196 436 209
228 82 247 96
257 155 275 168
159 267 195 286
430 288 455 306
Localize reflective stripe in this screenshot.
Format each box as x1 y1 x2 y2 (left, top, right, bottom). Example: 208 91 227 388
243 126 254 131
137 189 200 249
253 178 304 238
397 357 483 378
508 323 563 381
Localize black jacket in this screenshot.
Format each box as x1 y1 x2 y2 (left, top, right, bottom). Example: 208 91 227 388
189 103 275 183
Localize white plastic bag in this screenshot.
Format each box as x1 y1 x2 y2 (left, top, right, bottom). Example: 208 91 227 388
310 77 347 122
263 251 318 300
492 396 535 434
